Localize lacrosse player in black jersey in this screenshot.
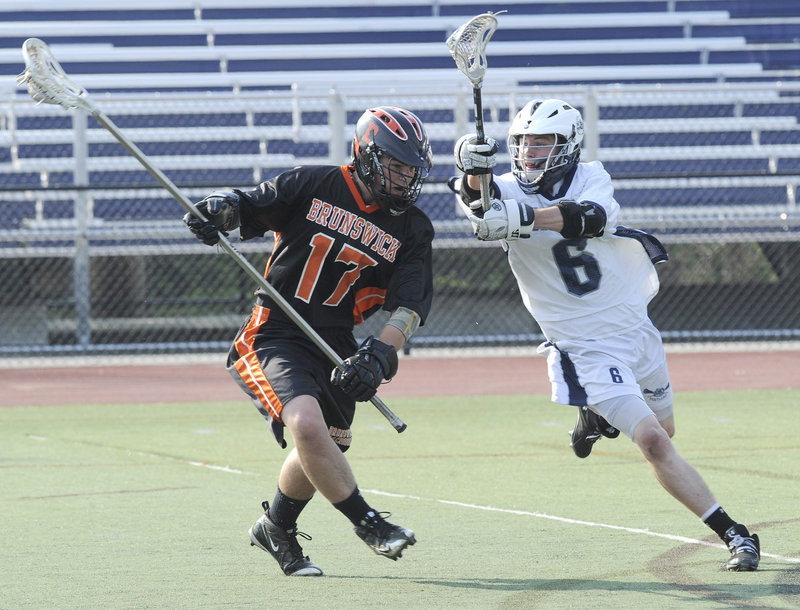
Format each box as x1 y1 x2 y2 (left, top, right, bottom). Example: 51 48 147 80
185 106 434 576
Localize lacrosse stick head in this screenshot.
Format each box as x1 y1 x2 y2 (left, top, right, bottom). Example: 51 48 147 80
17 38 91 111
446 11 503 87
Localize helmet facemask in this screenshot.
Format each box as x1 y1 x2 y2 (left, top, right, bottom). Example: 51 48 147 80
356 146 430 216
507 99 584 194
508 134 575 193
352 106 433 215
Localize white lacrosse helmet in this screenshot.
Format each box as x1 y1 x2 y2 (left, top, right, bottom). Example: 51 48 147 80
506 98 584 194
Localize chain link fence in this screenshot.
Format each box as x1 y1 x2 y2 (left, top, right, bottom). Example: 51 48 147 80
1 82 799 361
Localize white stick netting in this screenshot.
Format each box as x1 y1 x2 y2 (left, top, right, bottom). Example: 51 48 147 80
17 38 90 110
446 13 501 86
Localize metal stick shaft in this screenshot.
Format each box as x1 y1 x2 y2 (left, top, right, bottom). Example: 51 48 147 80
472 87 492 212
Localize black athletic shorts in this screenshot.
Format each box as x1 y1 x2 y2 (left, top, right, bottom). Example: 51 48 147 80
226 310 357 451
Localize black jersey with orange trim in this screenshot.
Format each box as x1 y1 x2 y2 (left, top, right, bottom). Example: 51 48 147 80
233 164 434 334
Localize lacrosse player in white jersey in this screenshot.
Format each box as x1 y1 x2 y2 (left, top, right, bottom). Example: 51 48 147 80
451 98 760 572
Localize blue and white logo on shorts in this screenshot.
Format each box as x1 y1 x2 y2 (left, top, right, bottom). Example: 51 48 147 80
643 383 671 400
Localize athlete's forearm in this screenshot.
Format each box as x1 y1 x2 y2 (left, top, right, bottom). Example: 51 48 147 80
378 324 406 352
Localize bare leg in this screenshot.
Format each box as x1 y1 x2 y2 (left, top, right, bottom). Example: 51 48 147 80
277 448 315 500
633 414 716 517
658 413 675 437
279 394 357 504
276 394 415 562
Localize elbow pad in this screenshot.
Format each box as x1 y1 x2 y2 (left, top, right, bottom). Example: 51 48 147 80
386 307 421 341
557 200 607 238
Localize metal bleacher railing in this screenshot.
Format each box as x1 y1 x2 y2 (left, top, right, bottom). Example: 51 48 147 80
3 83 798 240
1 0 799 355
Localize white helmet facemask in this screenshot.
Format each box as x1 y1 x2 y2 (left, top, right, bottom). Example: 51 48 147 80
509 137 566 185
506 99 584 194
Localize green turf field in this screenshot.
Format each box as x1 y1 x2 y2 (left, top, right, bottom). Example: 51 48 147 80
2 389 799 609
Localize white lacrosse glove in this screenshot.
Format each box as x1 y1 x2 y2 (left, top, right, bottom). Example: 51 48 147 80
454 133 499 175
467 198 535 241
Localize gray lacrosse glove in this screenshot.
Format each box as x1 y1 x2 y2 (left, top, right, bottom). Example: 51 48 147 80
183 191 241 246
331 336 399 402
467 198 535 241
454 133 499 175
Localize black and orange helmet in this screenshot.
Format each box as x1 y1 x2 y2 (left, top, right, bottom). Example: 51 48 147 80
352 106 433 215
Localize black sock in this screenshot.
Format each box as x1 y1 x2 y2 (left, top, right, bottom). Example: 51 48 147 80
332 487 375 527
702 504 739 540
268 487 310 531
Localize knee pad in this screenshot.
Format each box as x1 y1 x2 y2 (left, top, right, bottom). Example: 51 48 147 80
639 367 674 422
594 394 652 440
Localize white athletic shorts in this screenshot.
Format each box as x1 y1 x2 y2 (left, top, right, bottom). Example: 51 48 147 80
538 320 674 437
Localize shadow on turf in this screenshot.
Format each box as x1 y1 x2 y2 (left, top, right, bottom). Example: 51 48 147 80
649 528 800 605
330 575 800 602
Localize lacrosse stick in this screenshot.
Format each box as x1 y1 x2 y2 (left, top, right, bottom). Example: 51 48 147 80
17 38 407 433
447 11 503 212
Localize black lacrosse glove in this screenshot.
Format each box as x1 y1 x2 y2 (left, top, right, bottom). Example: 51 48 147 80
331 336 399 402
183 191 241 246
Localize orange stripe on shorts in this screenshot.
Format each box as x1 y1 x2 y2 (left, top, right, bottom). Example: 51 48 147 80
234 305 269 357
231 305 283 421
234 350 284 421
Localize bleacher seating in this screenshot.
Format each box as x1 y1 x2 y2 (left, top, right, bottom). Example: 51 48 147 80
1 0 799 254
1 0 799 91
0 0 798 352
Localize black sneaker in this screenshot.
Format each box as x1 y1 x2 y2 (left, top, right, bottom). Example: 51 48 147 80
248 501 323 576
598 416 620 439
570 406 603 458
354 512 416 560
724 525 760 571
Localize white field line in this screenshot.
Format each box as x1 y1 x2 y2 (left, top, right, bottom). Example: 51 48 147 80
25 433 260 475
182 460 258 475
119 447 261 475
364 488 800 565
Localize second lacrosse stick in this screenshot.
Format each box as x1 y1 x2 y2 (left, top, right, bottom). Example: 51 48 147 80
447 11 503 212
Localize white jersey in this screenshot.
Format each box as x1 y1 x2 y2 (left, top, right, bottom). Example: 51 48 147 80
493 161 661 342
